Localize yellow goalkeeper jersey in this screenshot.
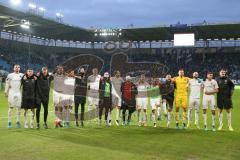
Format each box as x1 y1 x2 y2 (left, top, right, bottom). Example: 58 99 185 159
173 76 189 96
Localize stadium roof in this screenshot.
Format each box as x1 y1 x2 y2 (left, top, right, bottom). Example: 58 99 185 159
1 4 240 42
0 4 94 41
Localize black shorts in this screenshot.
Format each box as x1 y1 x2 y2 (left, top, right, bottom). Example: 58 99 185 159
217 97 233 109
162 95 174 109
121 101 136 112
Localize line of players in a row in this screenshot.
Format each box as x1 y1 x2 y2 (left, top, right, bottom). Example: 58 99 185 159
4 65 234 131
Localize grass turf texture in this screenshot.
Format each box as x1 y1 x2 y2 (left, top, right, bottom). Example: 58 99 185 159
0 89 239 160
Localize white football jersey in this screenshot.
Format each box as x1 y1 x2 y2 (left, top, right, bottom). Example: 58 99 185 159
53 73 67 92
5 72 24 93
64 77 75 95
203 79 219 94
87 74 101 94
189 79 203 99
137 82 149 98
111 77 124 97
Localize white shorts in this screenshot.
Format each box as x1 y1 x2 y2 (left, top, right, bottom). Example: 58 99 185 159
150 97 160 110
189 98 200 110
112 96 122 107
203 95 216 110
63 94 74 106
53 91 66 107
8 92 22 108
136 97 148 110
87 94 99 111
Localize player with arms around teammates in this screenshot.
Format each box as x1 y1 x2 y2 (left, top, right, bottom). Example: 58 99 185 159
202 72 219 131
160 74 175 128
216 69 235 131
5 64 24 128
136 74 150 127
148 77 161 127
187 72 203 129
172 69 189 129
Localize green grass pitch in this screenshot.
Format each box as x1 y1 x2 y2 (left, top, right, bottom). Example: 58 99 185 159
0 88 239 160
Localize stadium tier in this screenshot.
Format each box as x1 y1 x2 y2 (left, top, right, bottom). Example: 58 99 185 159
0 38 240 81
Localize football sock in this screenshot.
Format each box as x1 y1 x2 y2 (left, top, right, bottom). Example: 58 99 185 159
195 109 199 124
175 112 179 123
24 110 28 124
188 109 192 123
16 107 21 122
143 112 147 123
30 109 35 124
66 108 70 122
157 107 161 116
212 114 216 126
167 112 171 123
162 102 167 115
203 113 207 126
219 112 223 126
116 109 119 121
152 112 156 123
108 111 112 122
8 108 13 123
227 112 232 127
137 110 141 122
183 111 187 123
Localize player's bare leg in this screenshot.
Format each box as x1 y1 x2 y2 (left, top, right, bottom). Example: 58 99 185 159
55 106 63 128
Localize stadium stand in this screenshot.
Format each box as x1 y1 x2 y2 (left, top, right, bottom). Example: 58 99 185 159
0 3 240 83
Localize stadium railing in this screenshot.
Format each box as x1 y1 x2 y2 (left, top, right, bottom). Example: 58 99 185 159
1 30 240 49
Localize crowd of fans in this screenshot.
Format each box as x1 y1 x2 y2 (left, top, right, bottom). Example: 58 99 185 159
0 39 240 81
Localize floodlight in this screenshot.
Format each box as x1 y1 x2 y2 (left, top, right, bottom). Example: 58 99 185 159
10 0 22 5
56 12 64 18
39 7 45 12
20 20 30 29
28 3 37 9
20 24 30 29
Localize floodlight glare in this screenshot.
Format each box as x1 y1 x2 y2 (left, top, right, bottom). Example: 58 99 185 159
20 24 30 29
10 0 22 5
20 20 30 29
28 3 37 9
39 7 45 12
56 12 64 18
